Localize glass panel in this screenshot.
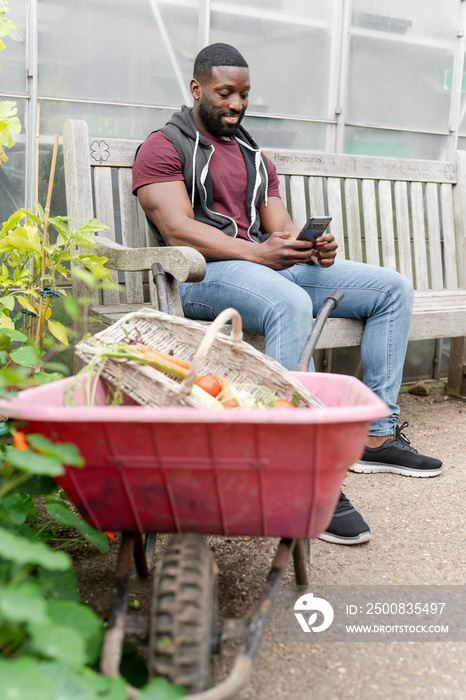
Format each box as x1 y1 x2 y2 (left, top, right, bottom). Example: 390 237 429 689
0 0 27 94
35 100 176 218
345 125 449 160
0 98 26 219
244 115 330 150
38 0 199 106
210 0 340 121
348 0 460 133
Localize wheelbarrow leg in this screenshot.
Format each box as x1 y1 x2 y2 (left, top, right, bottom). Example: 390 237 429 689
101 532 135 677
292 539 310 586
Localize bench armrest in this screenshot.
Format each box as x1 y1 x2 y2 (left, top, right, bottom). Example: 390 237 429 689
93 235 206 283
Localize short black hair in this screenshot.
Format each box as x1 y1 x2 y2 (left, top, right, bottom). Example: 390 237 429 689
193 43 248 80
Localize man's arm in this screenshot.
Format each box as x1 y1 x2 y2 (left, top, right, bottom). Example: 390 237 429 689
137 183 319 270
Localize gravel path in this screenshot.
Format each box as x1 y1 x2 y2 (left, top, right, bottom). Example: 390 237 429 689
213 386 466 699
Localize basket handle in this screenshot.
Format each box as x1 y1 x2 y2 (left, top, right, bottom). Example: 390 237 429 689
176 307 243 396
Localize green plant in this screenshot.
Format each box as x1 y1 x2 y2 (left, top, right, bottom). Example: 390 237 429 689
0 0 20 165
0 428 185 699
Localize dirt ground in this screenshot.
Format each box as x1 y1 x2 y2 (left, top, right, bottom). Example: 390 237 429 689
70 384 466 699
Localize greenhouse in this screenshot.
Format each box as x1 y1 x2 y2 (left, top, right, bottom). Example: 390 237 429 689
2 0 466 381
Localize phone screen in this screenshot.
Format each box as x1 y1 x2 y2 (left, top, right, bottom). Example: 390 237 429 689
297 216 332 242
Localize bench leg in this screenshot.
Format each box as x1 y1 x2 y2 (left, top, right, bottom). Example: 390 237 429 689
446 337 466 397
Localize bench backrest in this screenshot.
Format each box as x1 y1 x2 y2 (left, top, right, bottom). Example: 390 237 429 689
63 119 466 304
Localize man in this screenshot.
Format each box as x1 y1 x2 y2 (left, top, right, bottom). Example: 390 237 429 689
133 43 443 545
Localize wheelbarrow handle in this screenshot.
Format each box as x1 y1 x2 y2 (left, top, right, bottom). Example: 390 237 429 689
297 289 345 372
152 262 170 315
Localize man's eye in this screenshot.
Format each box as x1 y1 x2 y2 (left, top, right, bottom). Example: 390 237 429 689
219 93 229 98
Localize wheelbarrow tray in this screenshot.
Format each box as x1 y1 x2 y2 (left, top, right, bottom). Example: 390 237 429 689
1 371 388 539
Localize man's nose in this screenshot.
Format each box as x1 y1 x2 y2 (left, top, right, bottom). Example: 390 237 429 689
228 94 246 112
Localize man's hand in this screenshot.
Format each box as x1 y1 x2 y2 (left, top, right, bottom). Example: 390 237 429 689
310 233 338 268
249 231 316 270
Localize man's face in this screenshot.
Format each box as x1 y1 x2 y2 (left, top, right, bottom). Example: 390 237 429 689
194 66 250 139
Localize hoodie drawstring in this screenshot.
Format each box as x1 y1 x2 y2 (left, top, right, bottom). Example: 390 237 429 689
191 130 200 207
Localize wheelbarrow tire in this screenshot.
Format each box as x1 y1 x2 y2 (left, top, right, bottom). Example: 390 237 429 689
149 533 218 693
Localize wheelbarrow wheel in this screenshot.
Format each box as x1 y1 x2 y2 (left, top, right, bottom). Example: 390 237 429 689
149 533 218 693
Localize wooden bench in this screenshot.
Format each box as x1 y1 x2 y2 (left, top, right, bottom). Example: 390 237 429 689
63 118 466 396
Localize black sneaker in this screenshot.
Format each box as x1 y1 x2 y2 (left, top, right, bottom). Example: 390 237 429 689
318 492 371 545
351 421 443 478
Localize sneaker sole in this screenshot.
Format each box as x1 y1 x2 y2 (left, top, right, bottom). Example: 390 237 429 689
318 530 372 545
350 461 444 478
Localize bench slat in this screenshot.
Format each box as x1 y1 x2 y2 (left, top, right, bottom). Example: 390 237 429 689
410 182 429 290
289 175 307 225
118 169 144 304
394 181 413 283
379 180 397 271
440 183 459 290
93 167 120 305
308 176 325 216
345 179 363 262
425 182 443 291
326 177 346 258
361 179 379 266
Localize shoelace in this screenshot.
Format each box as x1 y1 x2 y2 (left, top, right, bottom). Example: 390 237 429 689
393 421 418 453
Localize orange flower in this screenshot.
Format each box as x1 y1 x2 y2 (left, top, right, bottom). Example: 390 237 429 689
13 431 28 451
104 531 116 542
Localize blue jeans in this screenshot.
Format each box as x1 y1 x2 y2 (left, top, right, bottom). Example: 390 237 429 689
179 259 414 435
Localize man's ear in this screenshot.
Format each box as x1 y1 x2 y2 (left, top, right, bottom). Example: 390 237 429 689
190 79 201 102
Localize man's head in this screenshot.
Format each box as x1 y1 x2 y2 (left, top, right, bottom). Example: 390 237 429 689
191 43 250 139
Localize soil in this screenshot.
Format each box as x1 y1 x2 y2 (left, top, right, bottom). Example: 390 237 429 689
67 384 466 699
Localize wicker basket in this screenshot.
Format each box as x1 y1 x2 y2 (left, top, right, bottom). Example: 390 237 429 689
75 308 324 409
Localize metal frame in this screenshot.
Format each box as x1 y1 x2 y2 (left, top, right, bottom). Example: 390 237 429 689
100 533 310 700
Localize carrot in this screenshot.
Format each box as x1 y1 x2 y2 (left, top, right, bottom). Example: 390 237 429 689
13 431 28 451
220 376 239 408
136 346 190 378
135 344 190 369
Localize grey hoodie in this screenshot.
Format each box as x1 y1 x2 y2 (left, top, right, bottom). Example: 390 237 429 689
139 105 270 249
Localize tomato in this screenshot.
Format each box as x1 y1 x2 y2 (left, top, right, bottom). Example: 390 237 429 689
194 373 222 397
274 399 296 409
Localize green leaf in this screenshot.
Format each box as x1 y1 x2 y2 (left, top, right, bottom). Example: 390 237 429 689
0 491 29 525
45 501 108 553
37 567 80 602
0 657 53 700
0 295 16 311
15 295 37 314
26 434 84 467
47 319 69 346
5 445 64 476
33 370 65 385
0 582 49 624
29 620 87 667
137 677 186 699
39 661 128 700
0 16 16 39
63 293 80 320
0 326 28 342
71 267 99 288
0 528 70 570
9 344 41 368
46 599 103 665
78 253 112 281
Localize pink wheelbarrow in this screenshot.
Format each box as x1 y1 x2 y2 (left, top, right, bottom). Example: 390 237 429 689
0 363 388 699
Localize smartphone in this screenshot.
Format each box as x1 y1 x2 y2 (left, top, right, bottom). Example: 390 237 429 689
297 216 332 243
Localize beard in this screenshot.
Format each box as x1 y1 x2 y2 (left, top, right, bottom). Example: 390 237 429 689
198 98 245 138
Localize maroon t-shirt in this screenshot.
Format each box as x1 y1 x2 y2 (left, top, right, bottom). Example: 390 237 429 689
132 129 281 241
